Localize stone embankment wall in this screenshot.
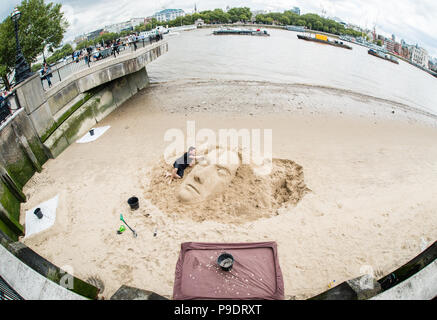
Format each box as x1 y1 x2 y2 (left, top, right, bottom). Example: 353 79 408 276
0 41 167 240
0 41 167 299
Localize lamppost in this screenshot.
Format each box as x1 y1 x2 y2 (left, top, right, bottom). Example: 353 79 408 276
11 7 33 85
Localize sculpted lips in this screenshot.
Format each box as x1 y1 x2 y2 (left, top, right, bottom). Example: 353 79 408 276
186 183 200 195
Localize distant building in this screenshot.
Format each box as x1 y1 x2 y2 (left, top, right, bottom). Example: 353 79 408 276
87 29 104 41
291 7 300 15
153 9 185 22
384 38 395 53
428 59 437 72
365 30 374 41
251 9 268 22
131 18 146 26
331 16 346 26
347 23 363 32
393 42 401 55
376 34 385 44
252 9 268 16
144 17 153 24
104 18 145 34
74 34 87 44
410 45 428 68
401 44 412 60
195 18 204 27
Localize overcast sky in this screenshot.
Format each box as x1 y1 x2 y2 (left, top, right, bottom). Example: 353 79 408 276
1 0 436 57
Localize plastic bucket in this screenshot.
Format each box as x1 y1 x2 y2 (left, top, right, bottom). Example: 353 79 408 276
89 129 95 136
217 253 234 271
127 197 139 210
34 208 43 219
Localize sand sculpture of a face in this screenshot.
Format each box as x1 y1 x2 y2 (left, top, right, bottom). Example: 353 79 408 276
177 148 240 203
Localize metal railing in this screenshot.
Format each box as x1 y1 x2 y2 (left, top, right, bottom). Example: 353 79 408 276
39 36 163 91
0 91 21 127
0 276 24 300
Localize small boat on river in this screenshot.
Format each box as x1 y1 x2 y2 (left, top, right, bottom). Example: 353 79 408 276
368 49 399 64
297 33 352 49
213 28 270 36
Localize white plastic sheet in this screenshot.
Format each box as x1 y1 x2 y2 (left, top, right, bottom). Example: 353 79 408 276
76 126 110 143
24 195 59 239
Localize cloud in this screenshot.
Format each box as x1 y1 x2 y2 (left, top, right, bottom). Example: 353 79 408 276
1 0 436 57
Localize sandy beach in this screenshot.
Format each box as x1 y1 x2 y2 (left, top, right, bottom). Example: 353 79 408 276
19 80 437 299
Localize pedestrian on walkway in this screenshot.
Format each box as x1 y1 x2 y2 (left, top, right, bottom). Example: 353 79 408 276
111 41 117 58
42 63 52 88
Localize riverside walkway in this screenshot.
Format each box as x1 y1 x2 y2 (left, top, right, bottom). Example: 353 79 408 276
0 38 168 300
40 38 162 91
1 39 166 127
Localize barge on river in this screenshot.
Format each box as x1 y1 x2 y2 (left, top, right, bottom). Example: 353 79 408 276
213 28 270 36
368 49 399 64
297 34 352 50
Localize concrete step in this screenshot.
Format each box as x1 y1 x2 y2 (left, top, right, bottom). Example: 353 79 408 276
53 93 87 124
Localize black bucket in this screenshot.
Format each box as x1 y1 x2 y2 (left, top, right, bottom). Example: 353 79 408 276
217 253 234 271
34 208 43 219
89 129 95 136
127 197 139 210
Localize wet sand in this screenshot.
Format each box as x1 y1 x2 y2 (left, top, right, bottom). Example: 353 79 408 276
20 80 437 299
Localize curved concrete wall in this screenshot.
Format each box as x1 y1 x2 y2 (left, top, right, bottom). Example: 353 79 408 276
0 106 48 240
371 260 437 300
0 228 98 299
310 241 437 300
0 42 168 299
24 41 168 148
0 41 167 240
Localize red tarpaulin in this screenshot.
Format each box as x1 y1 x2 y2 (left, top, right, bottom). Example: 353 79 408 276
173 242 284 300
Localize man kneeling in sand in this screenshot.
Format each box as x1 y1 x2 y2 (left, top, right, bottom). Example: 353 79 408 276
166 147 198 184
177 147 241 203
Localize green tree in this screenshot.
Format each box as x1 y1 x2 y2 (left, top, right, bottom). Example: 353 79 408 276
228 7 252 23
76 40 91 50
314 20 323 30
45 43 73 64
0 0 68 88
119 30 131 37
279 16 290 25
255 14 265 24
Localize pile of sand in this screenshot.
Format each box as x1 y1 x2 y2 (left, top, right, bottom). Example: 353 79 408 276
144 158 310 224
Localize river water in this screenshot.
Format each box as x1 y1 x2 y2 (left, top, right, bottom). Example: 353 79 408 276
148 28 437 116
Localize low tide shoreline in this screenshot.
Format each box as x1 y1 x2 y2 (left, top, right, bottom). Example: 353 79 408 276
19 80 437 299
